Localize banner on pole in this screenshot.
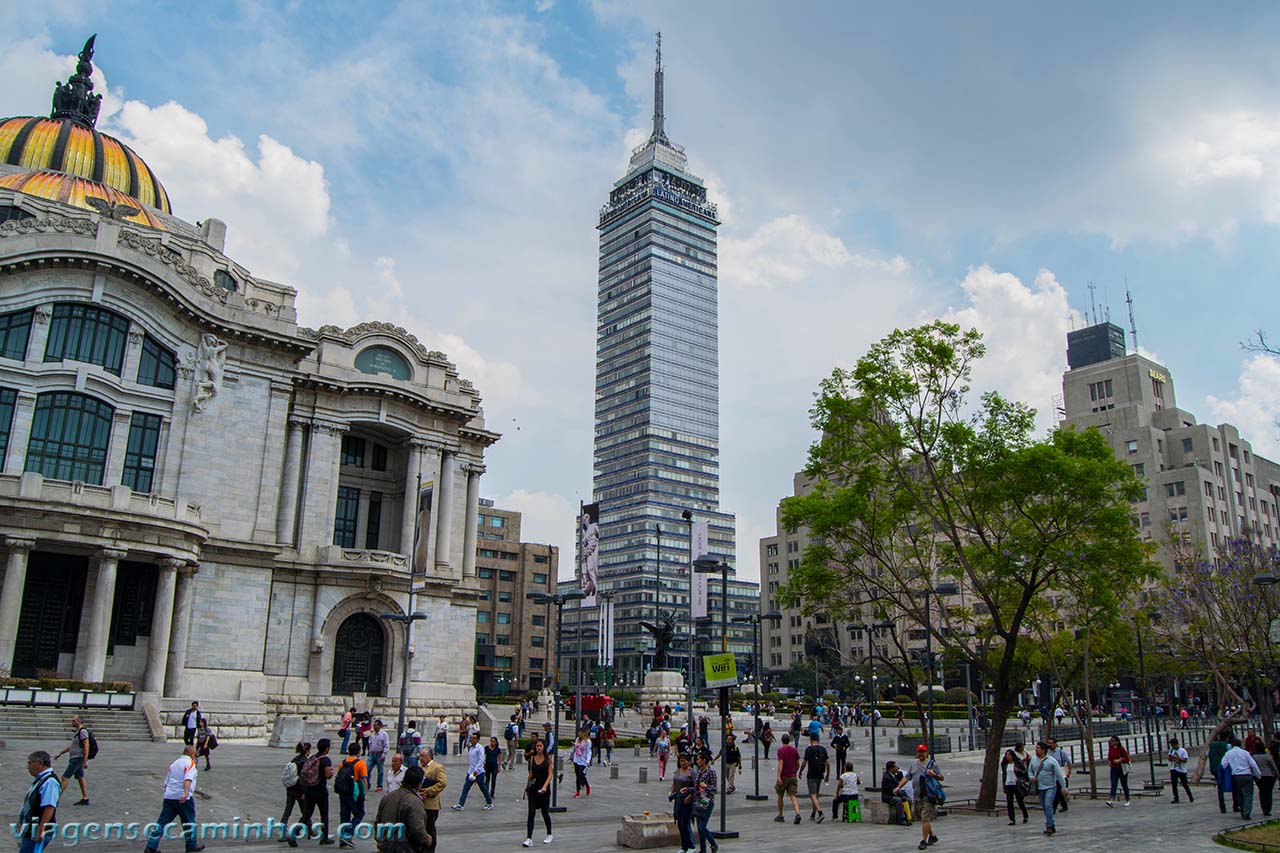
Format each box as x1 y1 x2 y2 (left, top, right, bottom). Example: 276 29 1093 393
691 520 709 619
703 653 739 689
579 502 600 607
599 598 615 667
411 483 433 575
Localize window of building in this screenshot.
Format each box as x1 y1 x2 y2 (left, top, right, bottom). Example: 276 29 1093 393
476 632 489 644
1140 512 1150 527
1206 482 1214 498
0 205 34 223
0 309 32 360
479 567 494 579
354 346 412 380
1126 440 1138 455
25 392 114 484
1219 486 1226 500
531 614 546 626
478 549 498 558
498 591 512 602
214 270 238 292
477 612 490 623
499 551 517 561
496 634 511 645
478 590 491 600
137 335 176 390
533 554 549 564
1133 463 1144 477
121 412 162 493
340 435 366 468
0 387 15 465
44 303 129 375
531 635 545 647
364 491 382 550
1182 437 1194 454
496 612 511 624
1247 473 1256 488
1213 437 1221 451
332 486 360 547
499 570 516 581
488 516 505 528
370 442 388 471
494 656 512 668
529 657 544 670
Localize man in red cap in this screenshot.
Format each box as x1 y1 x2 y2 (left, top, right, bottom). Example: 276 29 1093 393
906 744 944 850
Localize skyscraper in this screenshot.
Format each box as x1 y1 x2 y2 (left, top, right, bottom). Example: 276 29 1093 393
563 36 754 688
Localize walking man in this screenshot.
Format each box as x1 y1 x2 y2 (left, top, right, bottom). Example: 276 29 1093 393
384 753 405 793
1046 737 1071 813
799 731 829 822
724 734 742 794
52 715 91 805
505 715 520 771
1028 741 1066 837
1222 737 1263 820
367 720 388 792
143 745 205 853
373 766 431 853
18 751 60 853
831 724 850 781
1169 737 1194 803
420 748 447 853
298 737 335 844
451 733 493 810
334 744 368 848
181 702 202 746
908 744 944 850
773 732 802 824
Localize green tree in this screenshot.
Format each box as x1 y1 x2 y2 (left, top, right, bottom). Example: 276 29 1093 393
779 321 1155 809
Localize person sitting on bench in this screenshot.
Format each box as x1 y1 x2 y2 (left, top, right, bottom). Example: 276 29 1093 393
833 761 861 820
881 761 909 825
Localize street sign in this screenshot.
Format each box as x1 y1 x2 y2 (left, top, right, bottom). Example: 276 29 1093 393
1270 617 1280 645
703 653 739 689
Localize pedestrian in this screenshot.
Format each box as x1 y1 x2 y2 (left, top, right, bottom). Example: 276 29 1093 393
484 736 502 802
505 715 520 771
1001 748 1029 825
452 732 493 811
690 750 718 853
298 737 335 844
880 761 909 825
1168 738 1194 804
1046 737 1070 813
571 728 592 798
1257 742 1280 816
799 731 829 822
280 741 311 847
1105 735 1132 807
143 745 205 853
648 722 658 757
195 719 214 771
1028 741 1066 836
773 732 802 824
181 702 202 746
358 714 372 756
908 744 943 850
374 765 431 853
334 744 368 849
18 750 60 853
590 719 602 766
1210 731 1233 813
1246 729 1266 755
1180 707 1190 729
656 729 671 781
602 722 617 767
455 716 466 756
831 724 850 778
670 754 695 853
895 707 905 728
339 708 354 755
761 722 775 759
433 716 448 757
723 734 742 794
52 715 91 806
400 721 422 769
522 738 553 847
418 748 447 853
1222 737 1262 820
367 720 389 791
831 761 861 822
384 754 405 794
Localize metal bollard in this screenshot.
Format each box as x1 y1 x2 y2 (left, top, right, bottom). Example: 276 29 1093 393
611 765 620 780
634 745 641 757
638 767 648 783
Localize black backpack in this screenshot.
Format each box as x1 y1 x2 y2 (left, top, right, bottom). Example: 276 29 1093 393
333 759 357 797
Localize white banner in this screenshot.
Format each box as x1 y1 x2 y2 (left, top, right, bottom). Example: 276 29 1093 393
579 503 600 608
691 520 709 619
599 599 615 667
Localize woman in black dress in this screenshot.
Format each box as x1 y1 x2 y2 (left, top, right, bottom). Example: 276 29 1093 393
523 738 553 847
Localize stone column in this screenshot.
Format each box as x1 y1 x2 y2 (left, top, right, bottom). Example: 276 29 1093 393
0 538 36 672
399 439 424 558
276 417 307 545
434 450 457 569
142 559 183 695
164 564 200 697
462 463 484 579
419 443 443 573
77 548 126 683
105 410 134 488
2 393 35 475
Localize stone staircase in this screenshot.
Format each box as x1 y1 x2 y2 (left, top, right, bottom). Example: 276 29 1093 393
0 706 154 742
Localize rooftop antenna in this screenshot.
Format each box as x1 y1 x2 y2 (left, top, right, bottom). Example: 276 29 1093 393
1103 283 1111 322
1125 281 1139 355
651 32 667 143
1087 282 1098 325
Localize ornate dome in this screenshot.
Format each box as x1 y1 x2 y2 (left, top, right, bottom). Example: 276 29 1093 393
0 170 166 229
0 36 171 216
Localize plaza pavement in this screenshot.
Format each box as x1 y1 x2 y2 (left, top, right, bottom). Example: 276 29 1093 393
0 734 1254 853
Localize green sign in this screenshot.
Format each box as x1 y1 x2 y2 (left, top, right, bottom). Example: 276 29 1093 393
703 653 739 689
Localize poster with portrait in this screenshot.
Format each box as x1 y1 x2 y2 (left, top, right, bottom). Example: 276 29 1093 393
579 502 600 607
691 520 710 619
412 484 433 575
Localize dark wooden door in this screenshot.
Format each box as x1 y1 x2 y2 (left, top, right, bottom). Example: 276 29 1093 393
13 553 87 677
332 613 385 696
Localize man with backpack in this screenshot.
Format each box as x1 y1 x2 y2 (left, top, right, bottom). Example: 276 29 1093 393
280 742 311 847
297 737 335 844
52 715 93 806
334 744 368 849
18 750 60 853
505 716 520 771
399 721 422 769
906 744 944 850
798 731 829 822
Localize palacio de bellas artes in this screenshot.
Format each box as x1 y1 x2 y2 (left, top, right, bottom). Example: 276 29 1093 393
0 36 499 739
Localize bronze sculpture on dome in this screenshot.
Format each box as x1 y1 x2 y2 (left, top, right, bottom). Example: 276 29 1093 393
52 35 103 128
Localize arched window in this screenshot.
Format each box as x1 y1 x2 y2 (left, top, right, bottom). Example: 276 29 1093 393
214 270 237 292
44 303 130 376
25 392 115 485
354 346 412 381
137 334 176 390
332 613 386 696
0 308 32 360
0 205 33 224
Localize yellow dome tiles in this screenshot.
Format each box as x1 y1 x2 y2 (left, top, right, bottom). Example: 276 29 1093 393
0 170 166 230
0 117 171 214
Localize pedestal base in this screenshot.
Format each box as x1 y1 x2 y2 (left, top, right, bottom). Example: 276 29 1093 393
640 669 687 710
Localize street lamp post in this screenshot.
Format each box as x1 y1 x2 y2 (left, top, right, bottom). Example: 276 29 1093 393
852 620 894 789
1136 610 1163 790
695 555 737 840
379 607 428 745
528 588 585 813
734 611 782 801
682 510 695 737
921 583 959 751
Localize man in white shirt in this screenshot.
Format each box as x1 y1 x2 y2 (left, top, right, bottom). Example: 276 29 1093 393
367 720 390 792
1222 738 1262 820
384 753 406 794
1168 737 1194 803
450 733 493 810
143 745 205 853
832 761 861 822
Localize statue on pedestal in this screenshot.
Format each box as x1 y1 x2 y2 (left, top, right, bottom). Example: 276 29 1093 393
639 610 677 671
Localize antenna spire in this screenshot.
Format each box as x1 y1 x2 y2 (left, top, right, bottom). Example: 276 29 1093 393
652 32 667 143
1126 282 1139 354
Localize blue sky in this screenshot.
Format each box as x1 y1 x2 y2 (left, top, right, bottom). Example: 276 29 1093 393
5 1 1278 580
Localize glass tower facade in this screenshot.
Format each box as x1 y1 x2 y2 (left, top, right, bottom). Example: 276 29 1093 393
566 40 754 689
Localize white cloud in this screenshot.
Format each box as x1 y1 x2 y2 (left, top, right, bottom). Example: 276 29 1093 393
495 489 577 579
1206 354 1280 459
720 214 908 289
943 266 1083 433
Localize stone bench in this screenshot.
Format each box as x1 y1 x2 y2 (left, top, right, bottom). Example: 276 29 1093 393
616 814 681 848
864 799 906 825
